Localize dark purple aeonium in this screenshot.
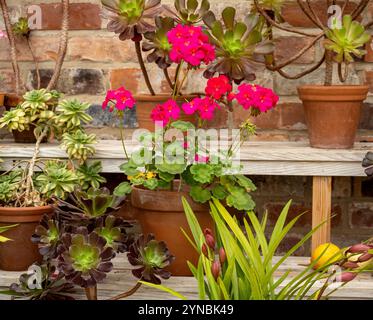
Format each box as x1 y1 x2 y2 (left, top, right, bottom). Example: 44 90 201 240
127 234 175 284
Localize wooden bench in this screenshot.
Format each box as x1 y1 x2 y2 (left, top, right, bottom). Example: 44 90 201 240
0 140 372 251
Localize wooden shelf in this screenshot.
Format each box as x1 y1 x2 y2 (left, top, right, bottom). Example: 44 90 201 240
0 140 371 176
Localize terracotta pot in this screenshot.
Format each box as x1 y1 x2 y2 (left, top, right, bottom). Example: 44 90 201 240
135 94 197 131
4 93 22 110
298 85 369 149
0 93 5 107
0 205 54 271
131 184 213 276
12 129 39 143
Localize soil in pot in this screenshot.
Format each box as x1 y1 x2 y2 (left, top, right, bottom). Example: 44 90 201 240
131 183 213 276
0 205 54 271
135 94 198 131
298 85 369 149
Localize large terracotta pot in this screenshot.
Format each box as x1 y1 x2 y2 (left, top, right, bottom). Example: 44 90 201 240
135 94 197 131
131 184 213 276
0 205 54 271
298 85 369 149
0 93 5 107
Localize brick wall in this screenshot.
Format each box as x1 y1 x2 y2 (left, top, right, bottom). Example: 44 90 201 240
0 0 373 251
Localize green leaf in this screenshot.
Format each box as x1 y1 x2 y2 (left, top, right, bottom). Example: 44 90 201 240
171 120 195 131
156 163 187 175
120 161 140 176
212 184 228 200
113 182 132 196
144 178 158 190
190 164 214 184
222 7 236 29
139 281 187 300
158 171 175 182
235 175 257 192
226 186 255 211
189 186 211 203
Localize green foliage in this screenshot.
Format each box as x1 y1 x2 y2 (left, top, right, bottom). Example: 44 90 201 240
0 171 22 203
324 15 371 63
203 8 273 83
36 162 78 200
173 0 211 24
144 198 351 300
55 100 92 131
76 161 106 190
61 130 97 163
12 17 30 37
0 108 30 132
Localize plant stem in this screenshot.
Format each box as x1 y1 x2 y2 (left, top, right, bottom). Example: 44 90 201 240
46 0 69 91
0 0 23 95
26 37 40 90
173 62 183 97
108 282 142 300
24 126 49 206
324 50 333 86
118 112 129 159
85 286 98 300
134 32 155 96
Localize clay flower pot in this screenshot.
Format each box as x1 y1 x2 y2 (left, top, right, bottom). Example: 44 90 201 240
298 85 369 149
131 183 213 276
0 93 5 107
134 94 197 131
0 205 54 271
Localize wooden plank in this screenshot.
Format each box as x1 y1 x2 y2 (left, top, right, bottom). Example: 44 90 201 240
312 176 332 251
0 140 371 176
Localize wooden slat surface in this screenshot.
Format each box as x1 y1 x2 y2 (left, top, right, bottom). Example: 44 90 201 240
0 256 372 300
0 140 372 176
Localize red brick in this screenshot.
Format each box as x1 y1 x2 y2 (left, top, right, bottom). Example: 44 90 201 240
365 38 373 62
365 71 373 93
279 102 306 130
274 37 315 64
110 68 141 93
274 233 306 256
29 3 101 30
350 203 373 228
282 0 359 28
0 69 15 93
68 37 136 62
233 106 281 129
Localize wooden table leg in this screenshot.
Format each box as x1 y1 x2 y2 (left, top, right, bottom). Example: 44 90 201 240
311 176 332 251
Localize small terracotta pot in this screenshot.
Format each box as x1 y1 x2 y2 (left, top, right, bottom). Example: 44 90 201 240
131 183 213 276
0 205 54 271
298 85 369 149
0 93 5 107
4 93 22 110
12 129 39 143
135 94 197 131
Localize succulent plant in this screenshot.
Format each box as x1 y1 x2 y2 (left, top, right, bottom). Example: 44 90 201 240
56 100 93 131
12 17 30 37
0 108 30 132
57 187 125 222
255 0 285 15
76 161 107 190
32 215 62 259
94 215 133 253
0 264 75 300
363 152 373 176
21 89 53 114
142 17 175 69
324 15 371 63
203 8 274 83
57 228 115 288
127 234 174 284
164 0 211 25
0 171 22 203
101 0 162 41
61 130 97 163
36 161 78 200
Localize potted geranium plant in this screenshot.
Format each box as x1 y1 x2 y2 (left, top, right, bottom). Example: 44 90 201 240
101 0 273 130
254 0 372 149
0 89 101 271
101 8 279 274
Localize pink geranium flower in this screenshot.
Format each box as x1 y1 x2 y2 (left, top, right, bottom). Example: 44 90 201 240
205 75 232 100
196 97 219 121
102 87 136 112
167 24 215 67
195 154 210 163
151 104 171 127
163 99 180 120
182 98 200 115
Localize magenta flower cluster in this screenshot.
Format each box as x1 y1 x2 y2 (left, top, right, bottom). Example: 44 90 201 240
232 84 279 113
102 87 136 112
167 24 215 67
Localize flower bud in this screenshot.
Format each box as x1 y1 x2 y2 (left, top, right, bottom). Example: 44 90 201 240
348 243 371 254
358 253 373 263
342 261 359 269
202 243 209 258
205 234 215 250
219 247 227 265
339 272 357 283
211 261 221 281
204 228 213 237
